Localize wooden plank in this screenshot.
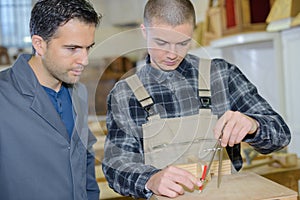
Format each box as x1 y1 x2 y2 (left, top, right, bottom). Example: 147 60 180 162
266 0 300 23
151 172 298 200
241 0 251 25
292 13 300 27
175 159 232 178
242 159 300 193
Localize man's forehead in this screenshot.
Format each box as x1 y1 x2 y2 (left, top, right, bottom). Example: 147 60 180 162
146 20 193 34
147 27 192 41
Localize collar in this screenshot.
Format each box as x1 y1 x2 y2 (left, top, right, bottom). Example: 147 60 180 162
42 83 69 98
12 54 74 96
142 54 191 83
11 54 40 97
11 54 73 142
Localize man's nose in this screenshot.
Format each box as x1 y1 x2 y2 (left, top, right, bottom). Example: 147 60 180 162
78 49 89 66
166 44 178 59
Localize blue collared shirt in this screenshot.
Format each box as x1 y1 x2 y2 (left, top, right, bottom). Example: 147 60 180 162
43 84 74 138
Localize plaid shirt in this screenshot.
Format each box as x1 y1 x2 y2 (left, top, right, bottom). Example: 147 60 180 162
102 54 291 199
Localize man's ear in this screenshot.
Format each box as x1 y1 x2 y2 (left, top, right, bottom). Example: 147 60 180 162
140 24 147 39
31 35 47 56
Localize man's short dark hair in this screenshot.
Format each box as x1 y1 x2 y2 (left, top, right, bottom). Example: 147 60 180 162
144 0 195 27
30 0 101 44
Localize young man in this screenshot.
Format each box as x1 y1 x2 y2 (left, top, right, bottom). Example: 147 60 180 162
0 0 101 199
102 0 291 199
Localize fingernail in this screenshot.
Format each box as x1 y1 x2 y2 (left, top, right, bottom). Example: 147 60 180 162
197 180 203 187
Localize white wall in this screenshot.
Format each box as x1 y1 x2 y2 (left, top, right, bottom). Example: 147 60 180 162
281 26 300 155
89 0 146 61
211 32 286 116
210 28 300 156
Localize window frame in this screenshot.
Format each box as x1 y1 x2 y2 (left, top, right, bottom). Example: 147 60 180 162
0 0 32 48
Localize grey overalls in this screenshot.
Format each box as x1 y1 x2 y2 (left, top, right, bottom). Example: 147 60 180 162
126 59 220 169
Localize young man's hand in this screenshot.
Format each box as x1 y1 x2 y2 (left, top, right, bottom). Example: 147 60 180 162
214 110 259 147
145 165 202 198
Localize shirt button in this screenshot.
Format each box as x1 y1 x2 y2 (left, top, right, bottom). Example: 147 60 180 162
68 146 71 150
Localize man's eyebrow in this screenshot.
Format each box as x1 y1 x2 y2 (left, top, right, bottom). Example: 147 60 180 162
63 42 95 48
88 42 96 48
153 38 192 44
177 38 192 44
153 38 168 43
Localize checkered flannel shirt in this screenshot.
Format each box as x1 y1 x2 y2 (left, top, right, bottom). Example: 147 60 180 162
102 54 291 199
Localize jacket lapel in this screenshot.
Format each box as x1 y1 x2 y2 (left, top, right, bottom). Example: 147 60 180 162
70 85 83 142
31 86 70 143
12 54 70 143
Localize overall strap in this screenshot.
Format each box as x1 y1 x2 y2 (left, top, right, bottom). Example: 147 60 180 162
198 59 212 110
125 58 212 113
125 74 154 109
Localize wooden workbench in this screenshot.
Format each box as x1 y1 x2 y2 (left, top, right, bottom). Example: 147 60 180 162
151 172 298 200
242 159 300 193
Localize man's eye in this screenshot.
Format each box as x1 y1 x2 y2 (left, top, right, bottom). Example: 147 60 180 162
156 41 167 46
179 41 189 46
67 47 77 51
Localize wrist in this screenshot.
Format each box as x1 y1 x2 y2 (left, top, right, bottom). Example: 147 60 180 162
145 184 151 192
144 183 153 198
